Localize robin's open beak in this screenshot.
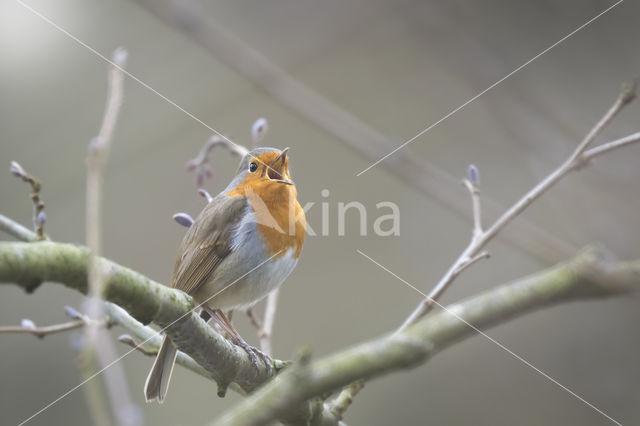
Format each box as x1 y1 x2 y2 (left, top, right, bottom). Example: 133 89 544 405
268 147 294 185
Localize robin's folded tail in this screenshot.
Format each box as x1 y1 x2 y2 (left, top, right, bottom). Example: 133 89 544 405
144 335 178 403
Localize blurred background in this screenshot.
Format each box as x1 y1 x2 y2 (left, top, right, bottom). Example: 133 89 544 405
1 0 639 425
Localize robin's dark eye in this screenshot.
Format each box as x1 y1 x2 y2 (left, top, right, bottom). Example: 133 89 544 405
249 162 258 173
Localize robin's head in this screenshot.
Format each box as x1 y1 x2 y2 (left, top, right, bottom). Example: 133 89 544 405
236 147 294 186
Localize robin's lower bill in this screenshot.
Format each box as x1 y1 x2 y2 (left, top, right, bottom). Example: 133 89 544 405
144 147 306 403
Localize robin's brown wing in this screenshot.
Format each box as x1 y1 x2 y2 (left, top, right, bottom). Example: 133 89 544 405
172 194 248 295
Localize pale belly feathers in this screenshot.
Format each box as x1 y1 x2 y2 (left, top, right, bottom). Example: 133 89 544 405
192 203 298 310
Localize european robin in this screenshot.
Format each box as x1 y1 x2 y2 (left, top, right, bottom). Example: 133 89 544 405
144 147 306 402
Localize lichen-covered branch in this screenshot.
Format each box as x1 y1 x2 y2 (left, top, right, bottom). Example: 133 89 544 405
213 248 638 426
0 235 636 424
0 240 284 396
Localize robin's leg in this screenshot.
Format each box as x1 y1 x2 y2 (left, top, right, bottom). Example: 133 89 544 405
201 308 228 337
205 308 273 375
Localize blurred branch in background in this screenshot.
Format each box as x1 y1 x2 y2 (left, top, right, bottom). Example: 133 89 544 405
246 289 278 356
132 0 578 265
80 47 141 426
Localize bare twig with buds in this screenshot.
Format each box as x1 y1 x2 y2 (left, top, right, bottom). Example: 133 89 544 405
9 161 47 239
400 81 639 329
186 135 249 186
251 117 268 148
0 305 114 339
186 117 269 186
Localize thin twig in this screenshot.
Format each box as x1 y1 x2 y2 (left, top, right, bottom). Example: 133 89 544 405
9 161 46 239
261 289 279 356
187 134 249 186
463 173 482 239
246 308 263 330
0 305 114 338
400 83 639 329
0 213 38 242
246 290 279 356
453 251 491 276
0 320 84 338
568 80 636 163
582 131 640 160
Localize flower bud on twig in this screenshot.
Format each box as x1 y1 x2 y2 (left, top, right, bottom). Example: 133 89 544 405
467 164 480 186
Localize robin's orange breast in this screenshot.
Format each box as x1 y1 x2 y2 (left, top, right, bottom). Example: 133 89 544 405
227 179 305 259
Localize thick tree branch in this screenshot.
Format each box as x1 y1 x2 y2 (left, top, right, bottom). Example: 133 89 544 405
105 302 246 396
0 234 636 424
0 240 284 397
213 247 637 426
